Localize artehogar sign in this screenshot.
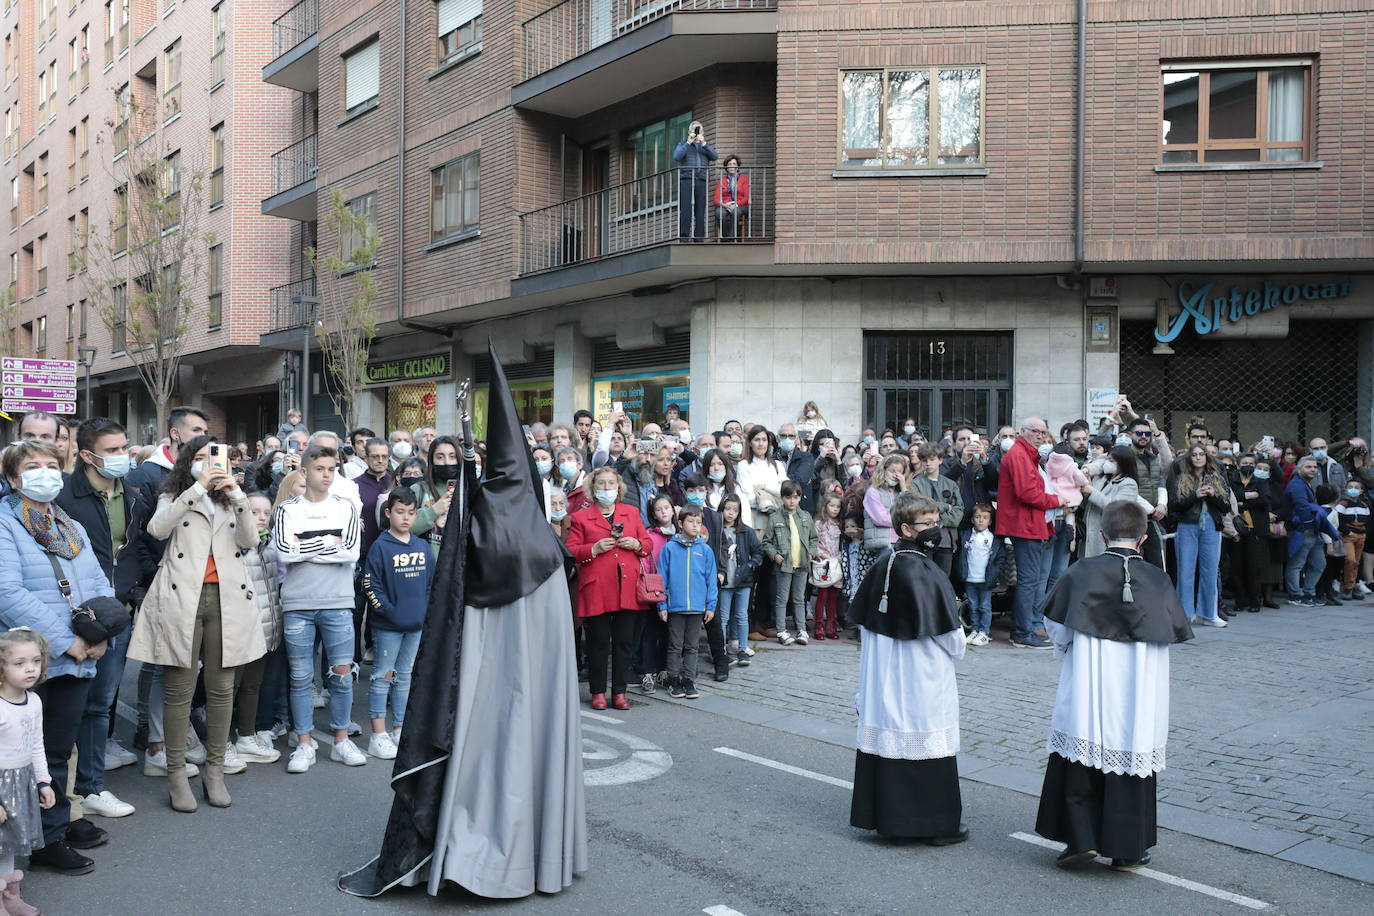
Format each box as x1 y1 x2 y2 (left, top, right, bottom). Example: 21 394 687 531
1155 279 1353 343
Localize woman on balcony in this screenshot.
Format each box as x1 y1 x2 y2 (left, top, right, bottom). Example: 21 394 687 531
714 155 750 240
673 121 717 241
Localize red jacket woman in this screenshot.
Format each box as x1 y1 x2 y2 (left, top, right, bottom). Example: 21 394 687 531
713 172 750 208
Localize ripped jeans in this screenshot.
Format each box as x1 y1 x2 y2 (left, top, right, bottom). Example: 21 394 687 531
367 628 421 727
284 608 355 738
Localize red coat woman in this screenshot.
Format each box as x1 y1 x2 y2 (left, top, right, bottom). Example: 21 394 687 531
566 467 651 710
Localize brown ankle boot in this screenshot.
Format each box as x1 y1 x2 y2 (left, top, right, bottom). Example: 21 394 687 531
202 763 231 808
168 768 197 813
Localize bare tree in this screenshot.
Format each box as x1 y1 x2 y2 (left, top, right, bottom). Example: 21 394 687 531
311 188 380 431
80 96 213 436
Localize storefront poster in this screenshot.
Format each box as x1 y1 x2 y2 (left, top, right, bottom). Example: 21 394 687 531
661 386 690 414
593 371 690 425
388 383 437 435
1087 388 1118 428
471 381 554 442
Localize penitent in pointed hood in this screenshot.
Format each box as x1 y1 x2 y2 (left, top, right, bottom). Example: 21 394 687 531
464 340 566 608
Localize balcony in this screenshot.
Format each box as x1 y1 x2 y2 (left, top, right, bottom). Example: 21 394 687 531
261 133 317 220
517 0 776 118
515 163 773 296
267 277 317 332
263 0 318 92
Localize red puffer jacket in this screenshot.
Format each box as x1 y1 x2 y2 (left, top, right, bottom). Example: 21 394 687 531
994 437 1060 540
566 502 651 618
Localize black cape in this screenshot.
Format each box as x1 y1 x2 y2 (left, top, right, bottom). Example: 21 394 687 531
1041 548 1193 644
847 539 962 640
340 342 570 896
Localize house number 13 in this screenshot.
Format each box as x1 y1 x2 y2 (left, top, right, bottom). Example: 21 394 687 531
928 341 946 355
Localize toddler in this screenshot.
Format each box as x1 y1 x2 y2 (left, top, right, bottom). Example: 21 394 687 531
0 628 54 916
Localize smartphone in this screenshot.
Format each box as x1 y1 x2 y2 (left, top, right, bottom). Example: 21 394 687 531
612 401 624 415
1144 413 1154 421
446 479 457 496
287 439 300 454
208 443 229 473
610 522 624 539
637 438 657 453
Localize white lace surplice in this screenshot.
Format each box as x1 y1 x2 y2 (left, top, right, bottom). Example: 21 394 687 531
855 627 965 760
1043 619 1170 777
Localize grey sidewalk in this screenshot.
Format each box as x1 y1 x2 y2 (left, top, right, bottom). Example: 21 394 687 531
662 600 1374 885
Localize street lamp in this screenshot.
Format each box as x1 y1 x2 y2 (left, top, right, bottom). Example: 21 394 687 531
77 345 98 417
290 294 320 430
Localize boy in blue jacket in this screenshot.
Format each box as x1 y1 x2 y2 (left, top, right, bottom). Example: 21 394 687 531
361 488 434 760
657 505 718 700
957 503 1005 647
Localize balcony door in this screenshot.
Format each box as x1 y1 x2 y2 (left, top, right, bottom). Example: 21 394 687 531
582 143 609 260
863 332 1012 437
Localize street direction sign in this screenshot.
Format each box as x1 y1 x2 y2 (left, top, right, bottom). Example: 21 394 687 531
2 372 79 387
3 384 79 400
2 399 77 414
1 358 78 415
0 357 76 375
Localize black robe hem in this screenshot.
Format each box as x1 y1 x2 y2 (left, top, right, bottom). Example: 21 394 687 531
1035 754 1157 861
849 751 962 840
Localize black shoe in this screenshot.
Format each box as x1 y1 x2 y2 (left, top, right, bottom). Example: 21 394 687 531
713 669 729 682
65 818 108 850
1324 594 1343 607
668 678 686 699
1056 847 1098 868
1109 853 1152 871
29 840 95 875
683 680 701 700
926 824 970 846
1261 598 1279 609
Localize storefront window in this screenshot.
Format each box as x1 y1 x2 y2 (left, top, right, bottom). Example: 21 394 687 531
387 383 438 436
594 371 690 426
471 381 553 442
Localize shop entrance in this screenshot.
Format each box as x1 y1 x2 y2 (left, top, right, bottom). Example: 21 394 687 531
863 332 1012 437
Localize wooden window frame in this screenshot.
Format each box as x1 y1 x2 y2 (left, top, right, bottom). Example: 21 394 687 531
1159 60 1313 164
837 65 986 170
428 151 479 243
207 243 222 328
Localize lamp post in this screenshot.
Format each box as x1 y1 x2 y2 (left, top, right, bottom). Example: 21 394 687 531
76 345 97 417
291 294 321 430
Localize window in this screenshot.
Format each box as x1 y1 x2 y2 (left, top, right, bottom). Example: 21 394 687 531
209 123 224 206
79 25 90 88
111 283 126 352
118 0 130 54
36 154 47 209
430 152 479 242
67 214 77 273
68 37 78 96
45 60 56 112
839 67 984 168
65 303 74 358
37 67 48 121
114 84 130 155
2 106 14 157
104 1 116 63
113 184 128 253
80 298 88 339
35 316 46 355
6 252 16 299
211 5 226 85
79 117 89 179
436 0 482 65
67 126 77 186
207 244 222 327
34 235 46 292
7 176 16 230
1161 62 1310 164
341 193 375 263
162 151 180 230
626 111 692 180
343 39 380 114
163 39 181 121
3 33 10 85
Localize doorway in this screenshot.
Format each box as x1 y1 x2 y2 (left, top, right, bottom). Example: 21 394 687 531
863 332 1013 436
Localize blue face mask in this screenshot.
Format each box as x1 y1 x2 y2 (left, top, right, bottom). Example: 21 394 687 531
594 488 618 506
778 437 796 454
1115 435 1131 448
686 492 707 507
559 461 580 481
19 467 64 503
549 507 568 521
708 469 726 483
95 454 131 479
1253 469 1270 480
1310 449 1327 460
1347 488 1362 500
271 461 284 475
536 459 553 477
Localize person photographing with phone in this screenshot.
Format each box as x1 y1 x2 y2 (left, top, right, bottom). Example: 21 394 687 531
673 120 717 242
1167 445 1231 627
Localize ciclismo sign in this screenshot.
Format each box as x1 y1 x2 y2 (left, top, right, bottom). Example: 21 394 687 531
1155 279 1354 343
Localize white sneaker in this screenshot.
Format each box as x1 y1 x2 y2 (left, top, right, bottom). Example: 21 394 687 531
222 744 248 774
777 631 795 646
743 646 756 657
965 630 980 646
1196 616 1228 628
311 687 327 709
185 730 207 765
1358 581 1372 597
794 630 810 645
368 731 398 760
82 790 135 818
103 739 138 771
235 733 281 764
287 743 317 774
143 749 199 778
390 726 402 744
974 632 991 647
330 738 367 767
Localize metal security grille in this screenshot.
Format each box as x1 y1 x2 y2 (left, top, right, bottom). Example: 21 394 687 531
863 332 1013 436
1119 320 1360 446
592 328 690 374
473 348 555 384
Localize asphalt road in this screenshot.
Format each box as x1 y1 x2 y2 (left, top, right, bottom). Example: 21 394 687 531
24 685 1370 916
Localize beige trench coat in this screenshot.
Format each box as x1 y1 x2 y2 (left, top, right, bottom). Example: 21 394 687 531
127 483 267 669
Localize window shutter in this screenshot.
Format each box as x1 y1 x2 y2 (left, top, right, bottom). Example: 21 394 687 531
345 40 380 110
437 0 482 37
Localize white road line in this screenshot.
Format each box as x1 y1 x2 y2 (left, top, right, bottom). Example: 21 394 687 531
1009 833 1270 911
703 906 748 916
580 710 624 725
713 747 854 790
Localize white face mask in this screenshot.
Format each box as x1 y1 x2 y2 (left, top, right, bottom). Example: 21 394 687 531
1038 443 1053 459
391 442 413 461
729 443 744 458
846 464 862 478
594 488 618 506
885 472 901 486
191 461 205 479
18 467 63 503
903 425 916 436
1102 460 1118 477
1000 437 1015 452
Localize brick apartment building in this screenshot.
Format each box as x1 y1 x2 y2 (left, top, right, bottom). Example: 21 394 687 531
2 0 299 442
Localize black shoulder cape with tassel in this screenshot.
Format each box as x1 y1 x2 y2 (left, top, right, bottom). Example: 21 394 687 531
1041 548 1193 644
847 538 962 640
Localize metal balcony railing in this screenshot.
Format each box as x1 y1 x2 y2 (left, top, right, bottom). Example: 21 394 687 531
522 0 775 80
269 277 316 331
519 163 772 275
270 133 317 195
273 0 318 59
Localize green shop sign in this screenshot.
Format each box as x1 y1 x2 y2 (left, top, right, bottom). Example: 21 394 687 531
1155 279 1353 343
363 352 452 386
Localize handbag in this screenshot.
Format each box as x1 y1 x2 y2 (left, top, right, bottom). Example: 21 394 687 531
809 556 842 588
1269 519 1287 538
46 554 130 644
755 489 781 516
636 555 666 607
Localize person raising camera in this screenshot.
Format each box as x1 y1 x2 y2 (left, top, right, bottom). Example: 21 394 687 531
673 120 718 242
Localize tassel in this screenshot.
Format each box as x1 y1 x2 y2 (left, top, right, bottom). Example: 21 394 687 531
1122 580 1133 603
877 595 888 615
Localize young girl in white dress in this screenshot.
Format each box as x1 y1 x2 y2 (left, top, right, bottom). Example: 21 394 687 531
0 627 56 916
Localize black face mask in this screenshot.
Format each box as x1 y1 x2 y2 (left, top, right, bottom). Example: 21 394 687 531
400 475 424 486
908 527 942 551
432 464 461 482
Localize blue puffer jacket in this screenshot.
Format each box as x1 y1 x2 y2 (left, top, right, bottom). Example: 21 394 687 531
0 511 115 679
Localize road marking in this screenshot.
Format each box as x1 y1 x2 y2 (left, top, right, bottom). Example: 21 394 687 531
1009 833 1270 910
713 747 854 790
582 724 672 786
581 710 624 725
703 906 749 916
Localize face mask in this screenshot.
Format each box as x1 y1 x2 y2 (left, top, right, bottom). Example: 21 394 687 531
658 523 675 535
271 461 284 475
1253 469 1270 480
549 508 568 522
391 442 413 461
401 475 424 486
1000 437 1015 452
885 472 901 486
1220 449 1233 456
559 461 580 481
729 443 743 458
686 492 706 507
846 464 862 479
1311 449 1327 460
1038 443 1053 459
1115 435 1131 448
806 410 817 419
779 437 795 454
1102 460 1118 477
1239 466 1254 477
535 459 553 476
708 469 726 483
18 467 63 503
433 464 461 482
908 526 942 551
1347 488 1362 500
95 454 131 479
594 488 618 506
903 425 916 436
190 461 205 479
861 436 874 446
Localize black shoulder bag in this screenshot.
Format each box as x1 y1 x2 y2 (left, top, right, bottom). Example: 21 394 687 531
46 553 130 644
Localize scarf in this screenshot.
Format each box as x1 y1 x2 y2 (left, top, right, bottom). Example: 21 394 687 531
3 493 84 559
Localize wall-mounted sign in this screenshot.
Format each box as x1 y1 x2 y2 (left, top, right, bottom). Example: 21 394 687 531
1155 279 1353 343
363 352 452 386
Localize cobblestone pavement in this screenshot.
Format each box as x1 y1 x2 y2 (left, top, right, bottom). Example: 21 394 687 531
686 598 1374 869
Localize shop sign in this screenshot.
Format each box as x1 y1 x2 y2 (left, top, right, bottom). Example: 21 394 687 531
1155 279 1353 343
363 352 452 386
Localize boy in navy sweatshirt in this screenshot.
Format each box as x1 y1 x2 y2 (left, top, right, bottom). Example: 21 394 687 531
657 505 718 700
362 488 435 759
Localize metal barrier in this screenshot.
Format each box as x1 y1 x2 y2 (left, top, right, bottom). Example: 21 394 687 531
273 0 318 59
270 133 317 195
269 277 317 331
519 163 772 274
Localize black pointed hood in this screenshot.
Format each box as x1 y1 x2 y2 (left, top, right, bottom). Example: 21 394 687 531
465 340 566 608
